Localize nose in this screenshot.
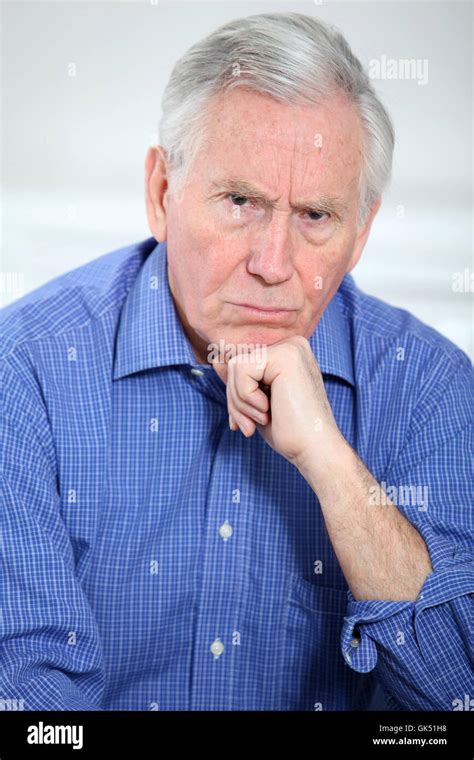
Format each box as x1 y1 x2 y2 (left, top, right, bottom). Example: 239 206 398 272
246 214 294 284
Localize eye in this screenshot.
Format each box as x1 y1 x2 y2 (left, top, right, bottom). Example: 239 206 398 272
228 194 251 207
304 210 329 223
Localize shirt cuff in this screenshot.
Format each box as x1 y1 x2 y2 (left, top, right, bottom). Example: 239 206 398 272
340 523 474 673
340 598 413 673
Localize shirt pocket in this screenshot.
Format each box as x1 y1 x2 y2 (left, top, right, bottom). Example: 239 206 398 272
278 573 352 710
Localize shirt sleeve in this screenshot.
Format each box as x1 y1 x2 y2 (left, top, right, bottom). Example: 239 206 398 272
1 352 105 710
340 352 474 711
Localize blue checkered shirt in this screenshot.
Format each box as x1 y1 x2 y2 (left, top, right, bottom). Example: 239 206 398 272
1 237 473 711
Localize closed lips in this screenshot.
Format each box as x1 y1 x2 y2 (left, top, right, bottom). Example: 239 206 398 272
236 303 294 311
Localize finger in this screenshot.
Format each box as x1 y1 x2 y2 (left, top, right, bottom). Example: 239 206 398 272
227 367 260 436
231 362 270 414
227 367 248 434
227 362 269 427
229 401 257 437
230 393 270 426
229 354 269 413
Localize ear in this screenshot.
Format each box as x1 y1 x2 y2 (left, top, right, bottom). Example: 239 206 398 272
144 145 169 241
346 197 382 273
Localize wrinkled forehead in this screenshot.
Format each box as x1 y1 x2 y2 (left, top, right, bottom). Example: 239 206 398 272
194 88 363 196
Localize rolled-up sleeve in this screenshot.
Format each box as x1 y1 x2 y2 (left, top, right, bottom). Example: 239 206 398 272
340 354 474 711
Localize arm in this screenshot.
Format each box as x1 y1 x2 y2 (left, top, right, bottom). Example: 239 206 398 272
295 356 474 711
1 353 105 710
213 336 473 710
295 432 433 602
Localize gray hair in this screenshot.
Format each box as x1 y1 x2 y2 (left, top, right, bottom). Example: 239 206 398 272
158 12 394 227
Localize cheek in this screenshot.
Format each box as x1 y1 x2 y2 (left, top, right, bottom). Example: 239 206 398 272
169 246 236 322
300 244 354 306
168 194 238 270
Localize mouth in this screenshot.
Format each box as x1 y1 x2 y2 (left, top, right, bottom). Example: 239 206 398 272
232 303 296 314
227 302 298 323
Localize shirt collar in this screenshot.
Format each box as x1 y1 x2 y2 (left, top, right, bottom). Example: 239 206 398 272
308 285 355 386
113 239 354 386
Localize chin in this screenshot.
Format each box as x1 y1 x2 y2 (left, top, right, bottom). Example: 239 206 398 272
227 326 296 347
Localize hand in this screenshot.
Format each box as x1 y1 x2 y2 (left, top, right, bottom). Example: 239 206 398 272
211 335 342 468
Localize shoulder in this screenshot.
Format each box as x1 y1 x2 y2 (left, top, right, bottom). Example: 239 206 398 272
0 236 157 360
339 273 473 385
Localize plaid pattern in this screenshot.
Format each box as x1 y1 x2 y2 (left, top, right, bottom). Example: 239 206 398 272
1 236 472 711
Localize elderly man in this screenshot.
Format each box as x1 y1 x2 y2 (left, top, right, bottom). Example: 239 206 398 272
1 12 472 712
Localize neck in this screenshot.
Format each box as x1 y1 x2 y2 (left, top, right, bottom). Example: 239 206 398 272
167 266 210 365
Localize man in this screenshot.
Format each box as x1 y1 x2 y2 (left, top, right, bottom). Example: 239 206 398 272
1 13 472 711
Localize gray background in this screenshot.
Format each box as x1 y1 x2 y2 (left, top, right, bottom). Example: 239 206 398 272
2 0 473 359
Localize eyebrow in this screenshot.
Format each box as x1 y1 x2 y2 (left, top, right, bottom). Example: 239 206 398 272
208 178 348 217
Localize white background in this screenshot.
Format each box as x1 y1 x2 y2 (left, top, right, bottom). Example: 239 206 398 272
2 0 473 359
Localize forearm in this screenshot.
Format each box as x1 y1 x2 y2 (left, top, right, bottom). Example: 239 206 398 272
295 431 433 601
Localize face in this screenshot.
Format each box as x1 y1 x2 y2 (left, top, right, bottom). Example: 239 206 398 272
145 88 380 364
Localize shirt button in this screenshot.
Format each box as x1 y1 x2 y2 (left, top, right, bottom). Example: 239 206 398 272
350 637 360 648
190 368 204 377
210 638 224 657
219 521 233 540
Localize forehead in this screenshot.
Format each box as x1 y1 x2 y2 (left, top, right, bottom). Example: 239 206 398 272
199 88 363 192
